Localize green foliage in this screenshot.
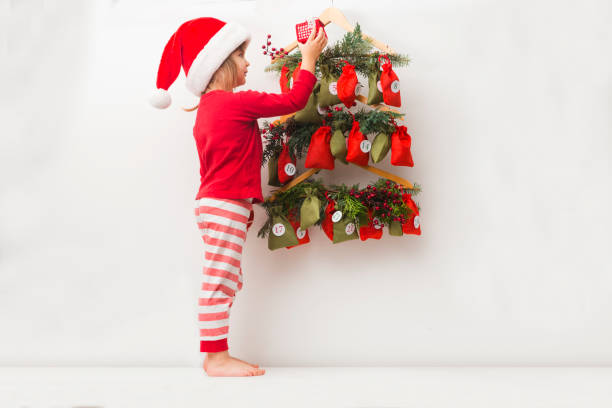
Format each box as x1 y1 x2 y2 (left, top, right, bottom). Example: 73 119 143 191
264 22 411 78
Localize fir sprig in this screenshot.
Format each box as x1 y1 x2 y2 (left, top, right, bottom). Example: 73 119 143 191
264 23 411 78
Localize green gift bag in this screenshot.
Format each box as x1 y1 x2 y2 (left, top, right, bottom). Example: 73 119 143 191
267 155 281 187
370 132 391 163
318 74 341 107
330 129 348 164
388 220 404 236
268 207 299 250
367 70 383 105
300 188 321 229
332 215 359 244
294 82 323 124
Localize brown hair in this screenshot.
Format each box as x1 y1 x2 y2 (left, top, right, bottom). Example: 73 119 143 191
184 41 248 112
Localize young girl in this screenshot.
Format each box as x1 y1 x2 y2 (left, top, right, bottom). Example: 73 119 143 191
150 17 327 377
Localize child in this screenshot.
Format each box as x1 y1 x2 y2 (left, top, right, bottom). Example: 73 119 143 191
150 17 327 377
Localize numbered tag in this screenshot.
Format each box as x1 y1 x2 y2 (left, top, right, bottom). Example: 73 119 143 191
391 80 401 93
284 163 296 176
413 215 420 229
272 223 286 237
331 210 343 223
355 82 363 96
296 227 306 239
329 81 338 95
360 140 372 153
376 80 382 93
373 217 382 230
345 222 355 235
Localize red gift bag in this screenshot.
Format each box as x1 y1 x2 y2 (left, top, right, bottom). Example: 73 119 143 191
390 125 414 167
321 200 335 241
305 125 335 170
345 121 370 166
277 141 297 184
337 60 358 108
280 64 291 93
296 18 327 44
359 210 384 241
401 193 421 235
379 55 401 107
286 218 310 249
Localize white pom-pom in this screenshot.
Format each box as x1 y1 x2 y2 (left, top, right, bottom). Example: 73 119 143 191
149 88 171 109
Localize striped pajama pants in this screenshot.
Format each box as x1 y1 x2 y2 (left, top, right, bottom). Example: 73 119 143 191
194 196 254 353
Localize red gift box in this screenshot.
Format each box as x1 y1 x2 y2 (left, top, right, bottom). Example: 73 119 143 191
296 18 327 44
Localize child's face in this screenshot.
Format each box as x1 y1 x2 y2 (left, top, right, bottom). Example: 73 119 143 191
231 46 250 87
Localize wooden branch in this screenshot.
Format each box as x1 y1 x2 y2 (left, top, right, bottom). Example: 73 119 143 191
267 168 320 201
271 7 396 64
351 163 414 189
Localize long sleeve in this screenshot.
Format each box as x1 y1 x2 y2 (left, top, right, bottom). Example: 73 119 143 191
236 69 317 120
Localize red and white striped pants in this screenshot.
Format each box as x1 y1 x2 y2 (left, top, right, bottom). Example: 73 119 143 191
194 196 254 353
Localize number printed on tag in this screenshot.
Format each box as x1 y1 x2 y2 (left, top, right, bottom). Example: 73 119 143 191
391 80 400 93
360 140 371 153
345 222 355 235
332 210 343 223
413 215 420 229
373 217 382 230
355 83 362 96
296 227 306 239
284 163 296 176
329 81 338 95
376 80 382 93
272 223 286 237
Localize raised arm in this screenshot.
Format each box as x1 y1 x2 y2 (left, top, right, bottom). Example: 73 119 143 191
236 27 327 120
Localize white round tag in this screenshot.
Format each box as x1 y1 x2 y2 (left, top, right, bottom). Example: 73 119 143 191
413 215 420 229
272 223 286 236
360 140 372 153
329 81 338 95
296 227 306 239
391 80 400 93
373 217 382 230
376 80 382 93
355 83 363 96
345 222 355 235
332 210 343 223
284 163 296 176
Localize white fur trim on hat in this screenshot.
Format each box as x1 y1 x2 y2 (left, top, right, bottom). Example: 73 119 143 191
185 22 251 96
149 88 172 109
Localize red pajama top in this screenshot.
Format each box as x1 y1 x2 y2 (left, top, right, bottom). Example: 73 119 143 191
193 69 317 204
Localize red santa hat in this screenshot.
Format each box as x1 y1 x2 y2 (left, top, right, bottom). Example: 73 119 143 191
149 17 251 109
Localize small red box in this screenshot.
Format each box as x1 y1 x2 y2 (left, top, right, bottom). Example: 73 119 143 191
295 18 326 44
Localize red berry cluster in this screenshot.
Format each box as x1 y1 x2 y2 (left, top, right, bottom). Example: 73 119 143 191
261 34 287 59
349 180 409 224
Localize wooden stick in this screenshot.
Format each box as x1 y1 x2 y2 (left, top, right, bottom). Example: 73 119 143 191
267 168 320 201
271 7 396 64
351 163 414 189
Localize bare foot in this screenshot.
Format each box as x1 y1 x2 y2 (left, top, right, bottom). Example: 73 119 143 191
203 351 265 377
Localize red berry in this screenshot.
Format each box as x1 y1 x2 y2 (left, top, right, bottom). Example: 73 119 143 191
280 48 284 52
263 51 267 55
272 47 276 51
267 34 271 38
267 41 271 45
262 45 266 49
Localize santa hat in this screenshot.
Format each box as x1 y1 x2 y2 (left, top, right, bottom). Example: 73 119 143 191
149 17 251 109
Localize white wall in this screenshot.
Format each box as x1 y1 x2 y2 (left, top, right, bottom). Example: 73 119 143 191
1 0 611 366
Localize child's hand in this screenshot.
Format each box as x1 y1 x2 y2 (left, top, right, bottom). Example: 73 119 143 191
298 28 327 70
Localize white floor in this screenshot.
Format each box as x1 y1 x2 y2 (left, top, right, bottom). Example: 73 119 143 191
1 366 611 408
